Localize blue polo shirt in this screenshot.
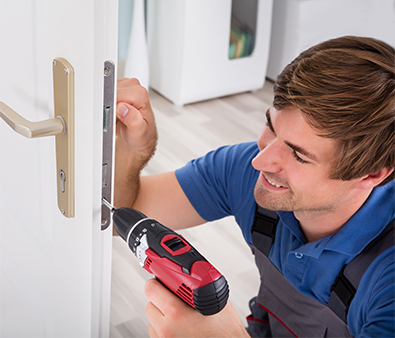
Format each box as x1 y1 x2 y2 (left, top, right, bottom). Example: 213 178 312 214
175 142 395 338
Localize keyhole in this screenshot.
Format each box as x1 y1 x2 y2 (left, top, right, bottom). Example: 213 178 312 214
59 169 66 193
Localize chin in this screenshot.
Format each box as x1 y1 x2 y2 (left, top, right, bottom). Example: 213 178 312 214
254 184 295 212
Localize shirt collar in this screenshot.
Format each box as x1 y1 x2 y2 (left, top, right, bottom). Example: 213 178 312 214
326 180 395 255
278 180 395 257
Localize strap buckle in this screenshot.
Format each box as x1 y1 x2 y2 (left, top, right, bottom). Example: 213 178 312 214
330 265 356 305
251 208 279 239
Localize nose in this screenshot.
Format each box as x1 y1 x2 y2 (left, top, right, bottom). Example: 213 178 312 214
252 134 283 173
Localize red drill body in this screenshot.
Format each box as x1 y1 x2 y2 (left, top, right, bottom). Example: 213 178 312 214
112 207 229 316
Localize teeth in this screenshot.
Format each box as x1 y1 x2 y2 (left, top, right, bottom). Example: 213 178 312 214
266 176 283 188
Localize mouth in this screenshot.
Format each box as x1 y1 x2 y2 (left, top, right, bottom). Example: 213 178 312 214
266 176 283 188
260 173 288 190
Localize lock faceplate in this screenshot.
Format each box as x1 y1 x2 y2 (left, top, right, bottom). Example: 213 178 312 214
101 60 115 230
53 57 75 217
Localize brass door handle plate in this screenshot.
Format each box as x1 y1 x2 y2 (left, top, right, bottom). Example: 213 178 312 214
0 57 75 217
0 103 65 138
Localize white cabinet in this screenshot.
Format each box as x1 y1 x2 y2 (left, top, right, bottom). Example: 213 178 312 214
147 0 273 106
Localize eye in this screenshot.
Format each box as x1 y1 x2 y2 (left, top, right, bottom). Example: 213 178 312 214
292 150 308 164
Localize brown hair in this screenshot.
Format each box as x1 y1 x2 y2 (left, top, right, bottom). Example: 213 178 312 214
273 36 395 186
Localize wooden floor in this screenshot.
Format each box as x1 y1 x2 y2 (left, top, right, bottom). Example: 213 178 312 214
110 80 274 338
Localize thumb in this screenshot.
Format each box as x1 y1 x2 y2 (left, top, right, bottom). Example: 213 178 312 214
116 102 144 128
117 102 130 119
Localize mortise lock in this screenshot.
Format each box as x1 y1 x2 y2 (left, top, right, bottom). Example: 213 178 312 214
101 60 115 230
0 58 75 217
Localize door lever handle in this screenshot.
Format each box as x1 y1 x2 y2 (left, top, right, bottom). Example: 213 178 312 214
0 102 65 138
0 57 75 218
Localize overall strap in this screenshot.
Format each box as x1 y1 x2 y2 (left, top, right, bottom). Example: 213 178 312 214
328 218 395 323
251 205 279 256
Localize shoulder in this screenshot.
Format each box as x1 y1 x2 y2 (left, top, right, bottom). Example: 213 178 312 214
174 142 259 223
195 142 259 168
348 246 395 337
176 142 259 185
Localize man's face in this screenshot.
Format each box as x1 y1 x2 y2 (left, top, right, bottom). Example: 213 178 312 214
252 106 361 216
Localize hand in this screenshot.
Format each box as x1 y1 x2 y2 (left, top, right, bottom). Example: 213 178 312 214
144 279 250 338
114 78 157 210
116 78 157 157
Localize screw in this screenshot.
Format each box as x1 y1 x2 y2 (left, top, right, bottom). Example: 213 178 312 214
53 60 57 66
104 66 110 76
61 209 65 215
101 218 108 226
64 68 68 75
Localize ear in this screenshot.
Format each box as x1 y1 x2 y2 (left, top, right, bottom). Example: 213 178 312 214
357 167 394 189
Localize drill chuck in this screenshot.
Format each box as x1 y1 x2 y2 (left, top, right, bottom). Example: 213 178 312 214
112 207 229 316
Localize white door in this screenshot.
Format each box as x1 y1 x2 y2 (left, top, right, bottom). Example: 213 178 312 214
0 0 117 337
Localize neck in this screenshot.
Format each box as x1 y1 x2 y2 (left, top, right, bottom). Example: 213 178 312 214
294 190 372 243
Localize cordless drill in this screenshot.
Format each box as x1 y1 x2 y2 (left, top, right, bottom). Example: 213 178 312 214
102 199 229 316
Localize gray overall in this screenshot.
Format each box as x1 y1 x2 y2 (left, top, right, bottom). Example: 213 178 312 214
246 207 394 338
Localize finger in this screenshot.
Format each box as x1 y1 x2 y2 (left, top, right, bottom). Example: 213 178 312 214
116 82 148 106
117 77 140 86
145 301 164 320
116 103 146 143
145 279 188 317
145 302 165 338
147 323 159 338
117 77 129 85
116 103 144 127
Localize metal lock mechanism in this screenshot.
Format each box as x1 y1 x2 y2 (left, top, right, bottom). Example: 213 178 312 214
101 60 116 230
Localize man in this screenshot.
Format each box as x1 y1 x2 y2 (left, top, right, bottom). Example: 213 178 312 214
114 36 395 337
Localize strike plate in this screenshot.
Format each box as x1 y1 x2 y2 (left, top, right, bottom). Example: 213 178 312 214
53 57 75 218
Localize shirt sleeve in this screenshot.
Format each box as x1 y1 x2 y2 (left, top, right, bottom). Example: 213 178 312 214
175 142 260 243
